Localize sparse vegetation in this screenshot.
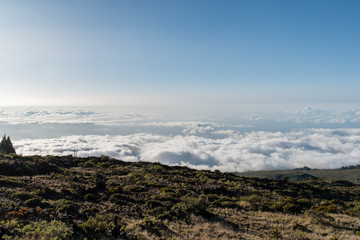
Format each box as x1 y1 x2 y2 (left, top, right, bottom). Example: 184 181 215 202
1 153 360 239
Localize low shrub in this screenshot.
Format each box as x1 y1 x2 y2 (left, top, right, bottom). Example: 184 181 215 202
109 186 123 194
24 198 42 207
20 220 73 240
123 185 146 192
11 192 34 201
79 215 109 239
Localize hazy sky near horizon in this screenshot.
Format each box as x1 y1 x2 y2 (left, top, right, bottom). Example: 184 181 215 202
1 0 359 107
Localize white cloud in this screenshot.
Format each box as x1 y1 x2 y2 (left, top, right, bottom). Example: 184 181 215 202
3 106 360 127
0 107 150 125
4 106 360 172
182 123 217 135
282 107 360 124
14 129 360 172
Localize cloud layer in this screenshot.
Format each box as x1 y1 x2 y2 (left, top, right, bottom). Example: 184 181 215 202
4 106 360 172
0 107 149 125
14 129 360 172
2 106 360 126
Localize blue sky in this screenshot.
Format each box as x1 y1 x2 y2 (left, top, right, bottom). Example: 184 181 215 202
1 0 359 107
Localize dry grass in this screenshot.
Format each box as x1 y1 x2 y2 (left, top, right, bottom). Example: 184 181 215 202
131 209 360 239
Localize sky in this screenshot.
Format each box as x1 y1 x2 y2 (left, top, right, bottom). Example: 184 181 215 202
1 0 359 107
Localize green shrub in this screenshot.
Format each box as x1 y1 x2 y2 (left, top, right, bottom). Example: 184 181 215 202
84 193 97 202
84 161 95 168
98 162 112 168
139 216 168 237
292 223 311 233
171 196 210 223
79 215 109 239
282 203 301 214
214 200 238 208
269 228 282 239
55 199 78 214
324 204 337 213
161 187 174 193
11 192 34 201
305 209 335 225
246 194 262 210
110 193 128 205
24 198 42 207
297 198 312 208
123 185 146 192
20 220 73 240
33 187 60 200
149 165 165 174
146 199 164 208
109 186 123 194
80 206 99 217
313 201 339 213
271 197 303 214
146 206 168 218
248 194 261 204
0 177 22 187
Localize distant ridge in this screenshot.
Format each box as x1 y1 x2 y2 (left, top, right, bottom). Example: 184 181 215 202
236 165 360 183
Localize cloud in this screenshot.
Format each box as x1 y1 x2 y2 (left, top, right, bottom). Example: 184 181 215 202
182 123 217 135
0 107 149 125
3 106 360 140
282 107 360 124
5 106 360 171
14 129 360 172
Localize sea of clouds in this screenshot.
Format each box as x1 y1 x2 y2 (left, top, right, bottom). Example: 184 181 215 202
1 106 360 172
13 129 360 172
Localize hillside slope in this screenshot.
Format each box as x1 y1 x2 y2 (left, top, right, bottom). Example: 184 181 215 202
1 154 360 239
236 167 360 183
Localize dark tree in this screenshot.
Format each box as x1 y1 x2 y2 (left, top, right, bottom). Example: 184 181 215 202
0 135 16 154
